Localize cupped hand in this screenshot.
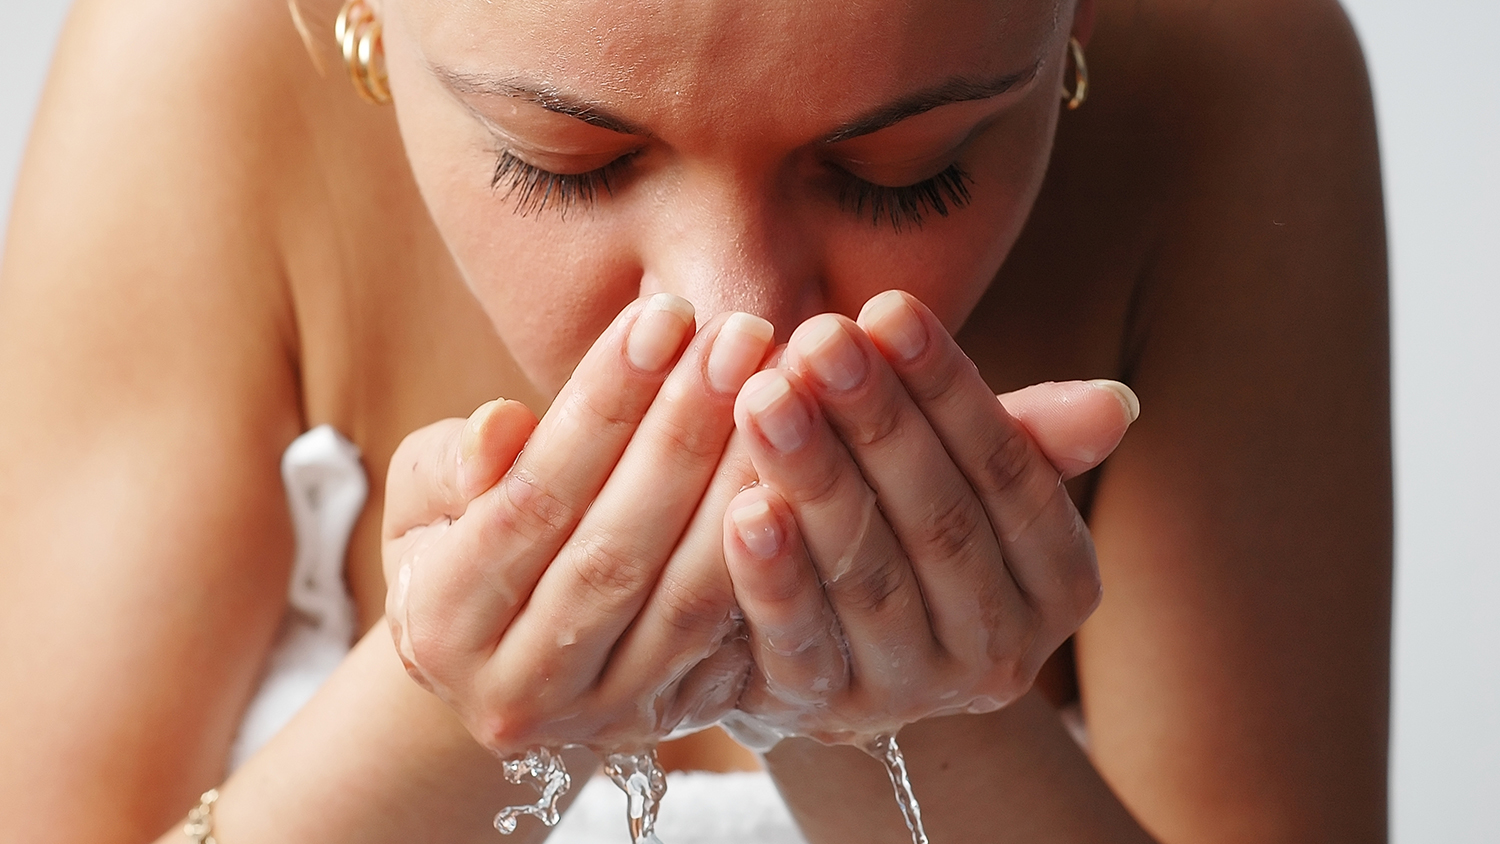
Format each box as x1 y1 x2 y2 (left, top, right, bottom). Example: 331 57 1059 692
720 290 1138 743
381 294 776 756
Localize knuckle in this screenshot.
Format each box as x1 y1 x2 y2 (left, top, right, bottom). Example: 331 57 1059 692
388 424 442 485
654 414 727 468
843 395 906 449
477 695 546 752
570 538 652 607
993 656 1034 702
384 421 464 532
916 495 987 562
974 425 1036 502
654 575 733 638
827 554 908 616
792 457 846 510
570 383 642 434
1019 504 1100 623
752 566 809 608
975 644 1040 706
494 471 575 542
980 600 1037 669
908 350 978 406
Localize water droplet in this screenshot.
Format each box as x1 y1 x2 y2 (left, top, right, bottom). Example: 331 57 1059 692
603 748 669 844
493 747 573 834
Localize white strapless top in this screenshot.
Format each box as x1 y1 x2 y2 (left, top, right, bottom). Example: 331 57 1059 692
231 425 807 844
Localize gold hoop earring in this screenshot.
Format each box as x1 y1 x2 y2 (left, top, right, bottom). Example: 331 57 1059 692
336 0 391 105
1061 36 1088 111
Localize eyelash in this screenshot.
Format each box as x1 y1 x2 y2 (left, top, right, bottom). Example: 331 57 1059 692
490 150 630 218
490 151 975 230
837 163 975 231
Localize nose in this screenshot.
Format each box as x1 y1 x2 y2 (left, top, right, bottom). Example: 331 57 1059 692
637 173 826 341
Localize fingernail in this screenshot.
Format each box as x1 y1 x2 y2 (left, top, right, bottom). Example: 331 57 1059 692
627 294 696 373
743 372 810 453
1089 379 1141 423
731 499 782 560
863 290 927 362
707 312 775 394
458 399 503 493
800 317 867 391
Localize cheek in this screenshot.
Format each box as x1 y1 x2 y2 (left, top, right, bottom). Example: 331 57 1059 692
462 223 642 393
384 42 643 393
825 115 1058 333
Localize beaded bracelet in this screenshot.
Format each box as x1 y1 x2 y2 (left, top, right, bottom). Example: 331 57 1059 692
183 789 219 844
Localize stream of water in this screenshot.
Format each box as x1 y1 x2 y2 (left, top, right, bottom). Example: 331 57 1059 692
491 734 930 844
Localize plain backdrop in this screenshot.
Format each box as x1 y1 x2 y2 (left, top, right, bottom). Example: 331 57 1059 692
2 1 1497 840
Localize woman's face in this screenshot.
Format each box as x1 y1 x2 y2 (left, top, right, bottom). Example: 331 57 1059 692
380 0 1084 394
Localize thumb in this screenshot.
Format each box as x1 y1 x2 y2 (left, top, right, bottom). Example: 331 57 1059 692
382 398 538 544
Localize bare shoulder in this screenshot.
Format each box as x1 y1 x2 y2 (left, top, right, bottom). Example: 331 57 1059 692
2 0 328 363
0 0 317 543
1092 0 1374 113
1081 0 1380 210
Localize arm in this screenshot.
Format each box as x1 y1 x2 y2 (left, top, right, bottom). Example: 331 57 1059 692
0 0 302 836
0 1 573 840
1079 0 1390 838
762 0 1390 840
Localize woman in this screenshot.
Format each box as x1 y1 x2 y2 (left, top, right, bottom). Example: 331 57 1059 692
0 0 1391 840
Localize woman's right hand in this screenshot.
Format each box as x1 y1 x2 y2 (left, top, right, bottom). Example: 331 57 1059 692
381 294 774 757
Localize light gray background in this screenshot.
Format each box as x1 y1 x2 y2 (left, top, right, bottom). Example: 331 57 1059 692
2 2 1497 840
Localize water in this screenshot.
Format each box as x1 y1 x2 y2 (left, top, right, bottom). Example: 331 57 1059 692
864 733 930 844
492 746 572 834
491 736 930 844
492 746 670 844
603 749 670 844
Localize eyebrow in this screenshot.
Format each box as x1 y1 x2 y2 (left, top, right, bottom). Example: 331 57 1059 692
434 67 648 135
432 59 1041 143
822 62 1042 143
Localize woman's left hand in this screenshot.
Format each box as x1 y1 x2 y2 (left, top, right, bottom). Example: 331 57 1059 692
719 290 1138 742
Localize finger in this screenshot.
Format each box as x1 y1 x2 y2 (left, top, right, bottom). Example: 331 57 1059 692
781 313 1029 666
858 291 1104 645
382 399 536 623
399 294 696 667
665 629 753 734
733 367 936 692
382 399 535 546
458 399 541 498
498 312 773 708
997 380 1139 479
721 484 849 708
385 517 452 695
587 429 756 723
492 311 774 734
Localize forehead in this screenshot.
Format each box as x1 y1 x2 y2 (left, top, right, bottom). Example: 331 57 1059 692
398 0 1063 142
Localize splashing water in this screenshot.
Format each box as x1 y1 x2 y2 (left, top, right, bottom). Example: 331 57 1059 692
493 746 573 834
603 748 670 844
864 733 930 844
490 736 929 844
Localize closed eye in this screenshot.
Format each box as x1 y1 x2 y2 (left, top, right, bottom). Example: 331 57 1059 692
489 150 975 231
490 150 637 218
835 163 975 231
